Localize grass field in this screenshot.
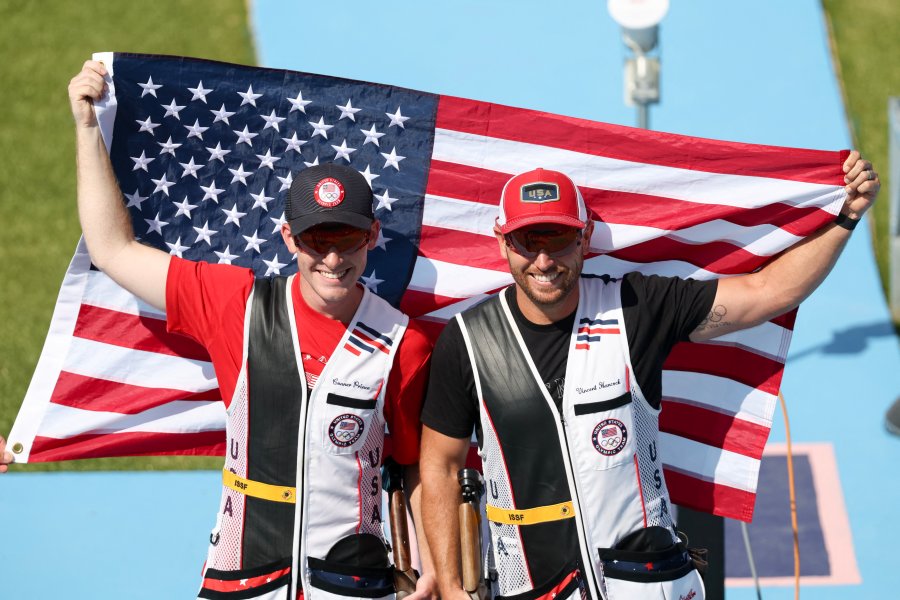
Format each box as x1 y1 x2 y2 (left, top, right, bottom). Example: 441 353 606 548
823 0 900 315
0 2 254 471
1 2 897 473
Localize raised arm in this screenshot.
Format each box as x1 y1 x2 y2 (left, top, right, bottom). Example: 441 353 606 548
419 426 474 600
70 60 170 311
690 151 880 342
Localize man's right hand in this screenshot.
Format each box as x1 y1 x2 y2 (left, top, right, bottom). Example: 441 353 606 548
68 60 108 130
0 435 14 473
69 56 171 312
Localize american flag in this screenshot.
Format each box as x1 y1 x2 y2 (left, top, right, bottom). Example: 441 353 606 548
7 52 847 522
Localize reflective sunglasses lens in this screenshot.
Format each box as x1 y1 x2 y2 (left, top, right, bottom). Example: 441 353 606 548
298 226 369 254
507 228 581 257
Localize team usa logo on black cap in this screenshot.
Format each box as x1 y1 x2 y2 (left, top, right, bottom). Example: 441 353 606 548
314 177 345 207
328 413 364 447
592 418 628 456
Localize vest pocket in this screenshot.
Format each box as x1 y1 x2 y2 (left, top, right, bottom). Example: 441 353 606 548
597 527 703 600
198 557 292 599
322 392 378 455
570 392 634 470
307 533 396 599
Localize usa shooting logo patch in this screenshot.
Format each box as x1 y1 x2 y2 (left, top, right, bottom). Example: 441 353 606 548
592 418 627 456
328 413 364 447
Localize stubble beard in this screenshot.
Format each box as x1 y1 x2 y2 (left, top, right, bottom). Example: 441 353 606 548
511 265 580 308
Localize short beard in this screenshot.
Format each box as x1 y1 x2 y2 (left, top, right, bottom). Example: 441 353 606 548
511 266 580 308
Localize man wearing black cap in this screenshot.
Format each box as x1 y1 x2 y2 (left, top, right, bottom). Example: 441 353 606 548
419 161 879 600
6 60 437 600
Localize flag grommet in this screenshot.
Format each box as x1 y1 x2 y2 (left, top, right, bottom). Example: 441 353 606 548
11 442 23 454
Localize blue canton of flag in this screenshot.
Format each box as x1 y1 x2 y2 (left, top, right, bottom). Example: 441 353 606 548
106 54 439 306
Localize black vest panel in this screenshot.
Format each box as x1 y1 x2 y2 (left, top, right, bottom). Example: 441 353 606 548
244 277 303 567
462 298 581 588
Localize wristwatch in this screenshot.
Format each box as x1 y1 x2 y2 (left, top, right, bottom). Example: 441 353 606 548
835 212 859 231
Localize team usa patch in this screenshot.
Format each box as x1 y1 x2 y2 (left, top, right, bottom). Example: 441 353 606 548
329 414 365 447
520 182 559 203
344 321 393 356
575 317 621 350
592 418 628 456
314 177 345 207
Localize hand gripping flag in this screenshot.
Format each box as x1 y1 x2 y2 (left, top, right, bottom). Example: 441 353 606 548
7 53 847 521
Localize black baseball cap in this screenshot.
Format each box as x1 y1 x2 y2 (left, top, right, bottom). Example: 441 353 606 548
286 163 374 234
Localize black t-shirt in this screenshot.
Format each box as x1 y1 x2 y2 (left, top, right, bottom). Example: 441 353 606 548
421 272 718 439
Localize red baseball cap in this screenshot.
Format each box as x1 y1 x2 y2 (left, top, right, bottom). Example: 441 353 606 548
496 168 589 234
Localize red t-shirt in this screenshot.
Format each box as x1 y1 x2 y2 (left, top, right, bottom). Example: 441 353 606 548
165 257 432 464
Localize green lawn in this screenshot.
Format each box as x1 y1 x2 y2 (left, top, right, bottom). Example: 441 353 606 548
823 0 900 318
0 2 254 471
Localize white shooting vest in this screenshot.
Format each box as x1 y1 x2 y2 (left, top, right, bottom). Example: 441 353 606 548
459 276 704 600
197 276 408 600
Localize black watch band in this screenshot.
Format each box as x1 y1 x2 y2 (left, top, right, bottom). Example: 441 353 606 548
835 212 859 231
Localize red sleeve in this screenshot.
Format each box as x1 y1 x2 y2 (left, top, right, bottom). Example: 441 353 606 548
383 320 434 465
165 257 255 346
165 258 257 408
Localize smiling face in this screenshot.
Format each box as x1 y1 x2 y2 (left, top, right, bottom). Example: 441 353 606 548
281 220 380 322
496 221 593 324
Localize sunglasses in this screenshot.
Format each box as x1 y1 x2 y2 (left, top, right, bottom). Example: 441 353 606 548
504 227 584 258
294 224 371 255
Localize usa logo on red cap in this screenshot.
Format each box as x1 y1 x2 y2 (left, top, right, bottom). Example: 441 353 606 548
521 182 560 203
314 177 345 207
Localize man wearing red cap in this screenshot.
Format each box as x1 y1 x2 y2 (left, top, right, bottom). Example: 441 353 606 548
0 61 436 600
419 161 879 600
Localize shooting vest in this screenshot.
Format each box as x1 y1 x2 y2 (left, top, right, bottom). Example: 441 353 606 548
459 276 703 600
197 276 408 600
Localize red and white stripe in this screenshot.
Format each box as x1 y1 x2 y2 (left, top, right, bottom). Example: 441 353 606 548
399 96 846 521
8 90 847 522
10 245 226 463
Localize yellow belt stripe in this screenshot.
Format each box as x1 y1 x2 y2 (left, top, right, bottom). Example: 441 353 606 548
222 470 296 504
486 501 575 525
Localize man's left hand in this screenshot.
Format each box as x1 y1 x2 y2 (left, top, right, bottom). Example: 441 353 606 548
842 150 880 220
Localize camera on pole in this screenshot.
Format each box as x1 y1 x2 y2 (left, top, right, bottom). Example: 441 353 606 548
608 0 668 129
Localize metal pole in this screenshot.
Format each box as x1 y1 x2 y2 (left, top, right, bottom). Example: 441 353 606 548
740 521 764 600
622 35 659 130
637 103 649 130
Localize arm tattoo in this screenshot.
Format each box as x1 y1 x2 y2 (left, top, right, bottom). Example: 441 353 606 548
696 304 730 332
